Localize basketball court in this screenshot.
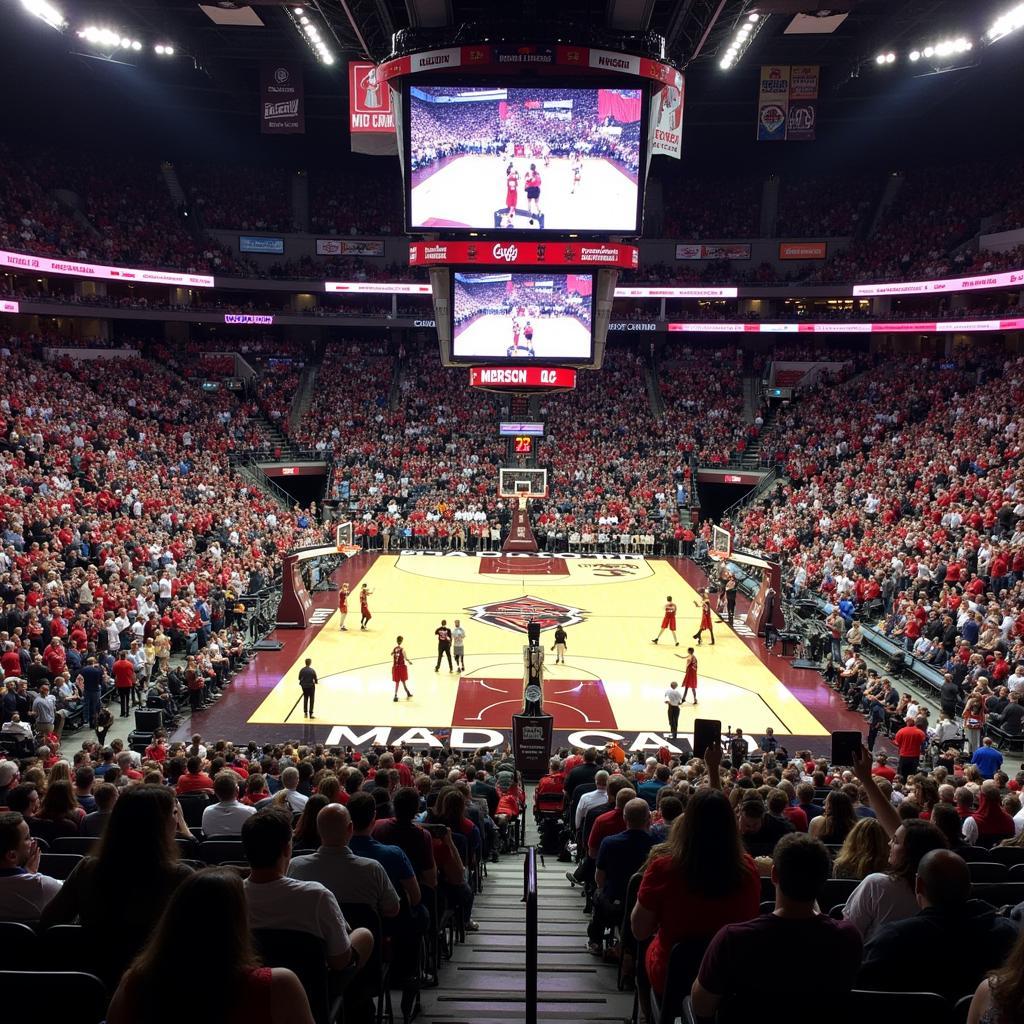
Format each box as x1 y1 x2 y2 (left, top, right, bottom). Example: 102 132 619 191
410 154 638 231
224 551 834 754
454 313 592 360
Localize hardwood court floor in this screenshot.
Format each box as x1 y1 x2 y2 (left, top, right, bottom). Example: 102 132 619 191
175 553 876 755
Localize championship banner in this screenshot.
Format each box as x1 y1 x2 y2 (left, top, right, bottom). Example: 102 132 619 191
408 240 638 269
348 62 395 134
675 243 751 260
787 65 819 141
261 62 304 134
651 80 684 159
757 65 790 141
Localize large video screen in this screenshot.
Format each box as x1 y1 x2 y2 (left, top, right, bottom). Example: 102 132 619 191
452 272 593 362
407 85 644 234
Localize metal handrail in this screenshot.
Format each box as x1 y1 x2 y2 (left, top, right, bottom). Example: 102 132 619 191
722 465 779 523
523 846 538 1024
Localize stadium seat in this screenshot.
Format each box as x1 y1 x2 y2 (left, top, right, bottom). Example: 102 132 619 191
991 847 1024 868
966 862 1008 883
648 939 711 1024
48 836 98 856
617 872 642 993
176 792 214 827
198 840 247 865
849 990 948 1017
970 882 1024 906
252 928 351 1024
0 921 40 970
0 970 107 1023
759 901 775 914
820 878 859 906
37 852 82 880
339 902 394 1024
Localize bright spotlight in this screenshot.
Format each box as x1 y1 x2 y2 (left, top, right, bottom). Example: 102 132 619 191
719 58 731 69
748 12 760 21
300 15 309 24
293 6 304 13
20 0 65 30
131 39 141 50
909 49 921 61
885 52 896 63
120 37 131 48
322 54 334 65
875 53 886 64
989 3 1024 41
923 46 934 57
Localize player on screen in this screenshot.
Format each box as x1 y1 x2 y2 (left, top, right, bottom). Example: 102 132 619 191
392 635 412 702
652 595 679 646
541 142 551 167
571 154 582 195
524 163 542 225
505 163 519 220
523 321 535 353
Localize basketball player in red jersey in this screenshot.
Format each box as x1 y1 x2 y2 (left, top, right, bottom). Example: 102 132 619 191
359 584 373 630
652 595 679 646
693 589 715 645
682 647 698 704
391 635 412 702
505 163 519 220
524 163 542 224
338 583 349 631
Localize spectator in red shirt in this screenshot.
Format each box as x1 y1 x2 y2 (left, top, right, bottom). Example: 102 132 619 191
871 754 897 782
175 756 215 795
893 718 928 779
588 787 635 859
112 651 136 719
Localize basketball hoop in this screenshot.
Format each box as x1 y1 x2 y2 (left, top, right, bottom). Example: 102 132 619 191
709 524 732 563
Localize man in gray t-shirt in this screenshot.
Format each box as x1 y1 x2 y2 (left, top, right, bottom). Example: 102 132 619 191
452 619 466 672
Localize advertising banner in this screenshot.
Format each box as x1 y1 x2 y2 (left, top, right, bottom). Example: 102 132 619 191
668 318 1024 334
675 243 751 260
408 240 638 269
348 62 395 134
340 239 385 257
239 235 285 254
261 62 304 134
779 242 827 260
0 249 215 288
787 65 819 141
757 65 790 141
651 80 684 159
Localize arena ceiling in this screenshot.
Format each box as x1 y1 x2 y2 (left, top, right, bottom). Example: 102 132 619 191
52 0 1010 74
4 0 1020 155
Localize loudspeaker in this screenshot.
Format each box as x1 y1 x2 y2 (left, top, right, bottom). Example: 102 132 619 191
127 730 153 755
134 709 163 732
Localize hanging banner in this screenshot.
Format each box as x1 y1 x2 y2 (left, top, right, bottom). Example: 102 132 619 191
786 65 819 141
757 65 790 141
675 243 751 260
348 61 395 134
651 80 684 159
779 242 827 260
261 63 304 134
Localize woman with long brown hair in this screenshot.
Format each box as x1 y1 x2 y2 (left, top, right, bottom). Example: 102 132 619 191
967 925 1024 1023
106 868 314 1024
40 785 194 985
832 818 890 880
630 745 759 998
809 790 857 845
292 794 327 850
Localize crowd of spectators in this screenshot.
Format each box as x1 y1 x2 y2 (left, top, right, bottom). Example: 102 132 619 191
776 174 879 239
182 165 296 234
0 734 528 1021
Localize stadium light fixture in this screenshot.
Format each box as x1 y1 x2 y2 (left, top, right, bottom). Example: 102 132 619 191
20 0 65 31
154 43 175 56
718 11 766 71
909 49 921 61
989 3 1024 41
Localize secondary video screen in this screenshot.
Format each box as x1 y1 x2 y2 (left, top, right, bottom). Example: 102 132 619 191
452 272 593 361
407 85 643 233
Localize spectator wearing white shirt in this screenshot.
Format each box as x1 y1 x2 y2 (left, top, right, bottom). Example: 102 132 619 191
278 766 308 813
242 808 372 972
575 771 610 830
201 771 256 836
0 812 62 922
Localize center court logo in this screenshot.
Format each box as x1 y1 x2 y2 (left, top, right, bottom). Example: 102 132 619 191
467 595 587 634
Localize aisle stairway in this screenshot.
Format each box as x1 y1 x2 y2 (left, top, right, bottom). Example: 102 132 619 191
419 814 635 1024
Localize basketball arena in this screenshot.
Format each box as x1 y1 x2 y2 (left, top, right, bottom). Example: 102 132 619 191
4 3 1024 1021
